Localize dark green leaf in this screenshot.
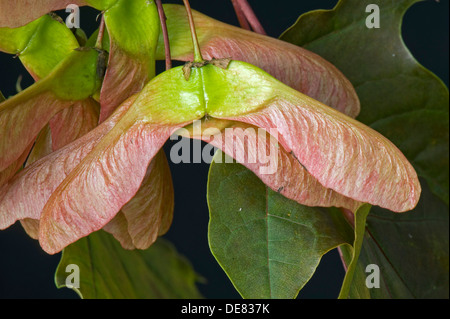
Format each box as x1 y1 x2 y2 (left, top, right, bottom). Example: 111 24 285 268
55 231 202 299
207 151 354 299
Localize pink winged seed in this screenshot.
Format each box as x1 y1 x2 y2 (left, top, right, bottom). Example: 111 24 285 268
222 95 421 213
185 120 362 212
38 121 175 254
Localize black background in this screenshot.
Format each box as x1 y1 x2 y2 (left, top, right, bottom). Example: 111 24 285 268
0 0 448 299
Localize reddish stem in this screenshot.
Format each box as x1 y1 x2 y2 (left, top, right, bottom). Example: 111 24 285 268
156 0 172 70
231 0 251 31
95 14 105 49
182 0 203 62
235 0 266 35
